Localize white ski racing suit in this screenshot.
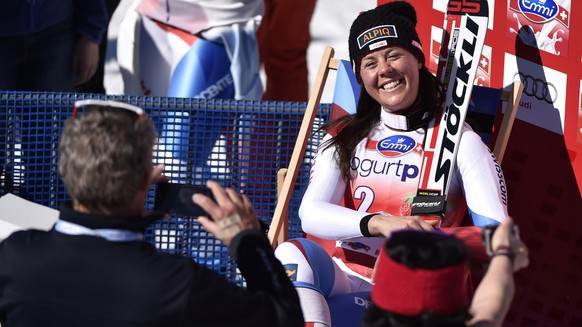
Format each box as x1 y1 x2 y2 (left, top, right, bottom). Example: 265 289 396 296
275 109 508 296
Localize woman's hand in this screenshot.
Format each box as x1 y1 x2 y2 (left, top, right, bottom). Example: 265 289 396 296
367 214 437 237
192 180 260 246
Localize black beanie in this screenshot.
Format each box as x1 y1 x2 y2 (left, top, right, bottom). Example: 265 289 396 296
348 1 425 84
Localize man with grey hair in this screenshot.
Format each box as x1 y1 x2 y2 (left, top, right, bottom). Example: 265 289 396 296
0 100 303 327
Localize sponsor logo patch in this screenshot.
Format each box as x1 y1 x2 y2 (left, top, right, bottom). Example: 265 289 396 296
518 0 560 24
283 264 298 282
346 242 371 252
369 40 388 51
357 25 397 50
376 135 417 157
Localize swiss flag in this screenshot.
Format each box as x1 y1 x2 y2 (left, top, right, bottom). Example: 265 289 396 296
478 54 490 75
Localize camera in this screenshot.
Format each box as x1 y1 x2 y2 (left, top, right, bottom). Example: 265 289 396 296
154 182 213 218
482 223 520 256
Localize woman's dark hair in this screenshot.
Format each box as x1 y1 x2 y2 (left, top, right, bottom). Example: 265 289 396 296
323 66 444 181
362 231 472 327
386 230 470 269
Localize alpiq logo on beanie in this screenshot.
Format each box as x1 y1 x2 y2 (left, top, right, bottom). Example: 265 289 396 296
349 1 425 83
356 25 398 51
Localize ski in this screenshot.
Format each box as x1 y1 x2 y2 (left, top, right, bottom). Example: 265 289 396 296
411 0 489 222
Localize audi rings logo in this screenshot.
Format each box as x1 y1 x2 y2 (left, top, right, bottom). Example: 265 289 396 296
514 72 558 104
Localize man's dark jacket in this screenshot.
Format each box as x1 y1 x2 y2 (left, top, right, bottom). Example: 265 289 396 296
0 204 302 326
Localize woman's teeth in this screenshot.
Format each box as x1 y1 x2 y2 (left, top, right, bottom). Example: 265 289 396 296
383 79 402 90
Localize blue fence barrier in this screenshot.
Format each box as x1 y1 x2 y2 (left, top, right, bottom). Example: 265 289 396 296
0 91 331 282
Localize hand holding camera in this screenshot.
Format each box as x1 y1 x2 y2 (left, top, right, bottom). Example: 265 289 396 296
191 180 261 246
483 217 529 272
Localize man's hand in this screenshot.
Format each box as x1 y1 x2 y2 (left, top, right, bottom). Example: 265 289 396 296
150 164 169 185
193 181 260 246
73 37 100 85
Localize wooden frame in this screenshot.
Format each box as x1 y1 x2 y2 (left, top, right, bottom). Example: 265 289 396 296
494 80 524 164
267 46 338 248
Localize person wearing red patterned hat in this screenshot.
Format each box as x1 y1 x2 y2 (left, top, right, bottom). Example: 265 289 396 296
273 1 510 326
364 217 529 327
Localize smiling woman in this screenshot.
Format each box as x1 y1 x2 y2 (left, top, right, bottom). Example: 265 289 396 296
271 1 511 326
359 47 422 112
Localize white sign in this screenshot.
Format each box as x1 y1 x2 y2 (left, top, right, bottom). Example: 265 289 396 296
0 193 58 241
